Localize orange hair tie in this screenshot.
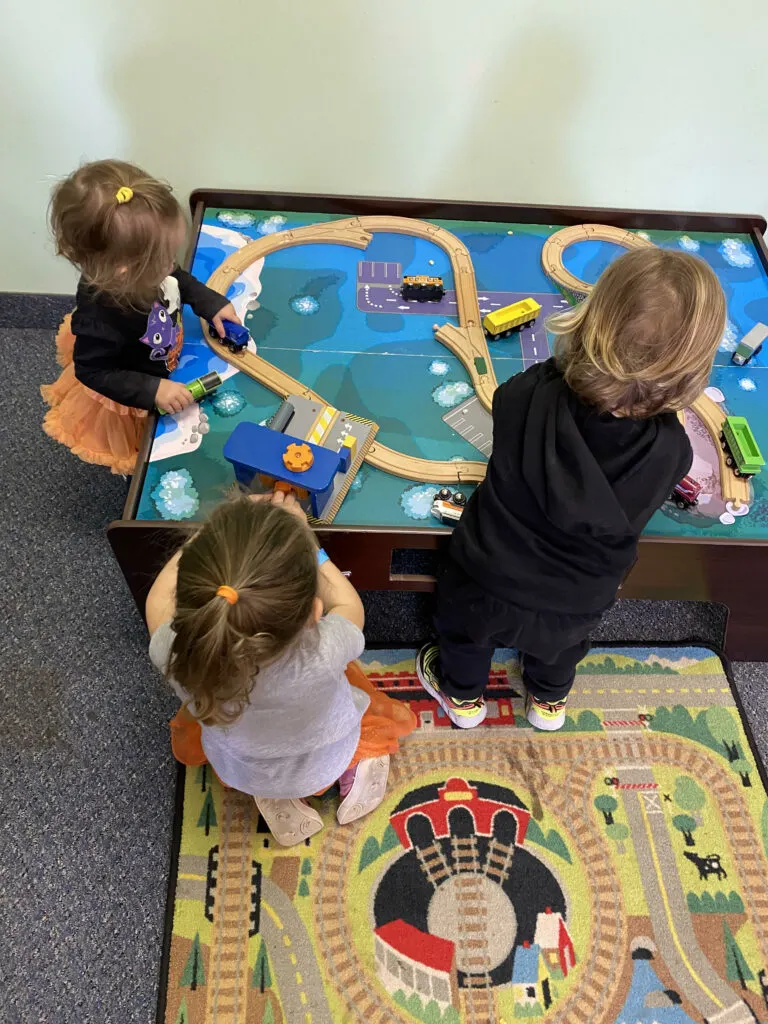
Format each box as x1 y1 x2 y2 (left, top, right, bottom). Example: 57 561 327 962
216 585 239 605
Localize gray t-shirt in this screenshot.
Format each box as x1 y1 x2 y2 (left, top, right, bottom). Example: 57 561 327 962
150 613 368 799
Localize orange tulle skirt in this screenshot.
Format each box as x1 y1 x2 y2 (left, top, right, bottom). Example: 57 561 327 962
169 661 418 792
40 316 147 475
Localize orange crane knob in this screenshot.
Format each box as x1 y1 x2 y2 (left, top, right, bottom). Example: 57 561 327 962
282 442 314 472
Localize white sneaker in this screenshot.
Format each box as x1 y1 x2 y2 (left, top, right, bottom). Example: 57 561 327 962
337 756 390 825
254 797 324 846
525 693 568 731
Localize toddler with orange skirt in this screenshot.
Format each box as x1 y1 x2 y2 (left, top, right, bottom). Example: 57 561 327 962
41 159 240 474
146 489 416 846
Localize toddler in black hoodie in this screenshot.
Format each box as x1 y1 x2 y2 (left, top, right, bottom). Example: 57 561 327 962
417 248 726 730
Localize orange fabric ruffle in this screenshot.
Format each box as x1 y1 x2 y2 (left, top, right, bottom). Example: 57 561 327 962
169 661 418 789
40 315 147 475
343 660 417 768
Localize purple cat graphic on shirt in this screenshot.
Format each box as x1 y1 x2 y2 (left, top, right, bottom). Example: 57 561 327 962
140 303 176 361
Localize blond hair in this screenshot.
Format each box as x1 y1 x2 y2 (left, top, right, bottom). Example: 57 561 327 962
169 498 318 726
49 159 185 309
547 248 726 417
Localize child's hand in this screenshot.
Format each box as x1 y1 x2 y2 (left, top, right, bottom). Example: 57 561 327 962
270 488 308 522
156 379 194 414
210 303 242 338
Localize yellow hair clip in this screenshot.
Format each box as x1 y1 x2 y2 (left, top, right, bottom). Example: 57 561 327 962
115 186 134 204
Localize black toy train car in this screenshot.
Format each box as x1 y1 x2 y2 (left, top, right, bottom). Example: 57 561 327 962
401 275 445 302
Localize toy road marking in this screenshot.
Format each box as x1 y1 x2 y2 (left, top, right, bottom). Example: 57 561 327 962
308 406 337 445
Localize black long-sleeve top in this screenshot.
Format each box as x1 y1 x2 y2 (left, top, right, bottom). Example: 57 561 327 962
451 359 693 615
70 269 229 409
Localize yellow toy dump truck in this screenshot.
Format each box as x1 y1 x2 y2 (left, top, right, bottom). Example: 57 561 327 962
483 298 542 339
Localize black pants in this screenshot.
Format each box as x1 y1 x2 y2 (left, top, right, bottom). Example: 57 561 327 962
435 561 604 703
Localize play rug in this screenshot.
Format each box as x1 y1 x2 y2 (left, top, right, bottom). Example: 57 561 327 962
158 646 768 1024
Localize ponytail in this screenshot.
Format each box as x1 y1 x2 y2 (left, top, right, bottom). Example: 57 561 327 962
169 498 318 725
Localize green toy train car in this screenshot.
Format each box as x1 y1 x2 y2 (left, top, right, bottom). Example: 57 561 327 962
721 415 765 477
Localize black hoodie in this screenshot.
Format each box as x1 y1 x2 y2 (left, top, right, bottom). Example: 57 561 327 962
450 360 692 615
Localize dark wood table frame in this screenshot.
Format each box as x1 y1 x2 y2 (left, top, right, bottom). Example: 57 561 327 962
108 190 768 661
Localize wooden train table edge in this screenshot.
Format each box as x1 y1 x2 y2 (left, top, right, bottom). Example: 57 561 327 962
189 188 767 236
108 516 768 660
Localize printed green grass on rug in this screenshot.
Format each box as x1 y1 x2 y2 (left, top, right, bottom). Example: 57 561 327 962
159 646 768 1024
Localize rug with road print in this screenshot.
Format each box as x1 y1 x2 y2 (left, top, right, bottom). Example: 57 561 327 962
159 645 768 1024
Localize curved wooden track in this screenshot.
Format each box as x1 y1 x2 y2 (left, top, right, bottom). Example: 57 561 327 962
688 395 751 507
203 216 491 485
541 223 654 298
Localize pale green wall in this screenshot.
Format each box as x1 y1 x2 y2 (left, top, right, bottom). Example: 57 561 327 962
2 0 767 294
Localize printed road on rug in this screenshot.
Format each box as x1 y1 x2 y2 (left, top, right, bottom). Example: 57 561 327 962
160 646 768 1024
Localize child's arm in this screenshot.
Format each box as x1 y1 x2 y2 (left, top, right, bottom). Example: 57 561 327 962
318 558 365 631
146 548 182 636
172 269 240 338
262 490 365 630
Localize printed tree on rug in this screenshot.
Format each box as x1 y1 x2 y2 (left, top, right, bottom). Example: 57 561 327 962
723 919 754 989
673 814 699 846
252 939 272 993
674 776 706 823
195 764 209 792
594 794 617 825
180 933 205 991
299 857 312 896
197 789 217 836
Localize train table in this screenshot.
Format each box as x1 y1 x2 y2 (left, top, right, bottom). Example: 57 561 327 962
109 191 768 659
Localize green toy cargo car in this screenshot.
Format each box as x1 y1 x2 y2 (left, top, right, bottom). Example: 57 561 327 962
721 415 765 477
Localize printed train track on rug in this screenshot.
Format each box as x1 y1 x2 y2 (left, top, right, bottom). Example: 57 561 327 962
159 646 768 1024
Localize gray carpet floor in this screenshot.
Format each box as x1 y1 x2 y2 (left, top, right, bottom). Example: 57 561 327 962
1 324 766 1024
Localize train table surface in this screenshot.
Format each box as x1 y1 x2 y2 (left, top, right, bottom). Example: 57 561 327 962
110 191 768 659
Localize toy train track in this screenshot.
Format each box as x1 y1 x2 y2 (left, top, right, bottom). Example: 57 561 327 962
203 215 491 485
541 223 654 300
205 334 487 485
687 395 751 507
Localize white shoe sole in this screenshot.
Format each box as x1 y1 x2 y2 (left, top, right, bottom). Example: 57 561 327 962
526 705 566 731
254 797 324 846
337 755 390 825
416 652 487 729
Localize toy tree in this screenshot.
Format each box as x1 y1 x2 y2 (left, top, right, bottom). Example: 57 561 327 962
705 708 741 762
180 934 205 991
723 919 754 989
672 814 698 846
606 822 630 854
298 879 310 896
261 1001 275 1024
175 1000 189 1024
195 764 209 792
301 858 312 876
731 758 753 788
252 938 272 993
673 776 706 823
594 794 617 825
197 789 217 836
